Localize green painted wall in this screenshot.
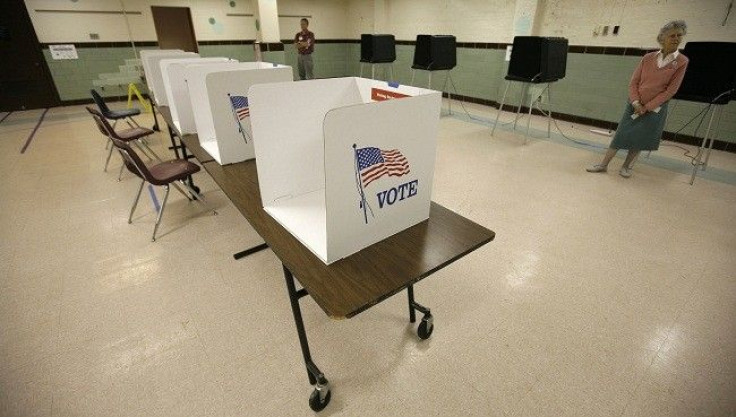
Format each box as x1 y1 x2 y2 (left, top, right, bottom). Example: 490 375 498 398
42 41 735 144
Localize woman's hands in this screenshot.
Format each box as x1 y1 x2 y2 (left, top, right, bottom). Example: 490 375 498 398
633 102 648 115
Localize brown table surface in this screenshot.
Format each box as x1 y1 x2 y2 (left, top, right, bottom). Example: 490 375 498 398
160 106 496 319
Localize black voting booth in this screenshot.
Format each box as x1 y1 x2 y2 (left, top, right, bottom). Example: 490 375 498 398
360 34 396 79
361 34 396 63
492 36 569 142
674 42 736 104
506 36 568 83
670 42 736 184
412 35 457 71
409 35 458 114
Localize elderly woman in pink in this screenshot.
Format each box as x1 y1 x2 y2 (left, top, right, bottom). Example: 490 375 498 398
588 20 689 178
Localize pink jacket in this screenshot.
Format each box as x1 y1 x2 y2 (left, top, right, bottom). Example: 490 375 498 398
628 51 689 111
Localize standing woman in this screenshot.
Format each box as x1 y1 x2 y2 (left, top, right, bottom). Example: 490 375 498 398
587 20 689 178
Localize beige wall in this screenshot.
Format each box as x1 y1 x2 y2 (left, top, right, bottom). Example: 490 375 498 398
24 0 350 43
25 0 736 46
535 0 736 47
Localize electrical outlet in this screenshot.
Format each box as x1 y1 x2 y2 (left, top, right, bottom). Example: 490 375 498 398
602 25 609 35
89 33 99 40
613 25 620 35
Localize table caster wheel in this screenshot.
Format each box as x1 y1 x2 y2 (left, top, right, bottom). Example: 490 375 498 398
309 386 331 411
417 314 433 340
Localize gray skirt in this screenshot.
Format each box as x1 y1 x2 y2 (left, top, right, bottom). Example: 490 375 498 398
610 101 669 151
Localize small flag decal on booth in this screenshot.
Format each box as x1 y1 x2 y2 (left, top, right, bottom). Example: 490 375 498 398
230 95 250 119
353 145 414 224
356 147 410 186
228 94 251 143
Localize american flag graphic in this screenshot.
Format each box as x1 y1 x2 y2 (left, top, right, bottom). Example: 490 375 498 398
356 147 410 187
229 95 249 120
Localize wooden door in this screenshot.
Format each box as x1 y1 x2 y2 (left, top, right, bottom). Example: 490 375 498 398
151 6 199 53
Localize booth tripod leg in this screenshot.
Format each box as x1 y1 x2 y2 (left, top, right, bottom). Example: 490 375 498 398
690 106 718 185
491 82 511 136
513 83 526 130
442 71 452 116
282 265 331 412
407 284 434 340
703 106 723 171
546 83 552 138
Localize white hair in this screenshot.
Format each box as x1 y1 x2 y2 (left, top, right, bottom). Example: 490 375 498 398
657 20 687 44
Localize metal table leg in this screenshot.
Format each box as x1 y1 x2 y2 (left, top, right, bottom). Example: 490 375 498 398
151 101 160 132
407 284 434 339
282 265 331 412
232 243 269 260
165 123 200 195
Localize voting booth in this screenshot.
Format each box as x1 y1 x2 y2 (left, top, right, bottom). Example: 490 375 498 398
140 49 181 90
155 56 207 106
249 77 442 264
142 51 197 104
187 62 293 165
163 58 236 133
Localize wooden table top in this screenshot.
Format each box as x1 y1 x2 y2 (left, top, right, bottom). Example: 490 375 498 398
160 106 496 319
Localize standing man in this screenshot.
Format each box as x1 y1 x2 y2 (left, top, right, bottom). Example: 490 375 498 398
294 18 315 80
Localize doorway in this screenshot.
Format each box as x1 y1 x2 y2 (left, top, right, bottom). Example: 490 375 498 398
0 0 60 111
151 6 199 53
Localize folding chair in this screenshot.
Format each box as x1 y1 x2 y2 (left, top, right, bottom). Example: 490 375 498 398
91 89 141 130
86 107 162 179
102 120 217 241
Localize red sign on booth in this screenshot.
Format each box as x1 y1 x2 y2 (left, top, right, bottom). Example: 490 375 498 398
371 88 409 101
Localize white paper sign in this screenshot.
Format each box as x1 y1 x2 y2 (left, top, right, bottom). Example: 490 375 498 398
49 44 78 60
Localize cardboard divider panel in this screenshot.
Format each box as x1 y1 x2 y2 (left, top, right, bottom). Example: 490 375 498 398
250 77 441 264
188 62 293 165
164 58 235 133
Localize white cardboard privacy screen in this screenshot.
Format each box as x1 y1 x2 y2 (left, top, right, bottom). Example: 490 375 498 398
188 62 293 165
140 49 181 93
249 77 441 264
164 58 234 133
145 52 197 104
156 56 204 106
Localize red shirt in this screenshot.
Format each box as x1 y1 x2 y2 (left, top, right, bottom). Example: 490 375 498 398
628 51 689 111
295 30 315 55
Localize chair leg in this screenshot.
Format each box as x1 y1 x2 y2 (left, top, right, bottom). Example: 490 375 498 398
128 179 145 224
180 180 217 215
141 141 163 161
152 185 170 242
118 163 125 182
171 182 192 201
135 140 162 162
104 142 115 172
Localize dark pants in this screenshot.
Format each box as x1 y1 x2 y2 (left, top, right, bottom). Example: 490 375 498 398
298 54 314 80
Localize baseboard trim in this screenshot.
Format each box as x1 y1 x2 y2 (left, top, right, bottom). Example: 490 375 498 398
441 91 735 153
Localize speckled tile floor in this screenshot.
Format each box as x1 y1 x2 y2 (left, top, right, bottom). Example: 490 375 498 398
1 101 734 417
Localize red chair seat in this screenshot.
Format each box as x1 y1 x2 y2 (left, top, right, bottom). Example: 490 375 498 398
147 160 201 185
117 127 154 141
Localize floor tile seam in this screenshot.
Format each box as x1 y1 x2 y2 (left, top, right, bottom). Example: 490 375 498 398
616 272 705 417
